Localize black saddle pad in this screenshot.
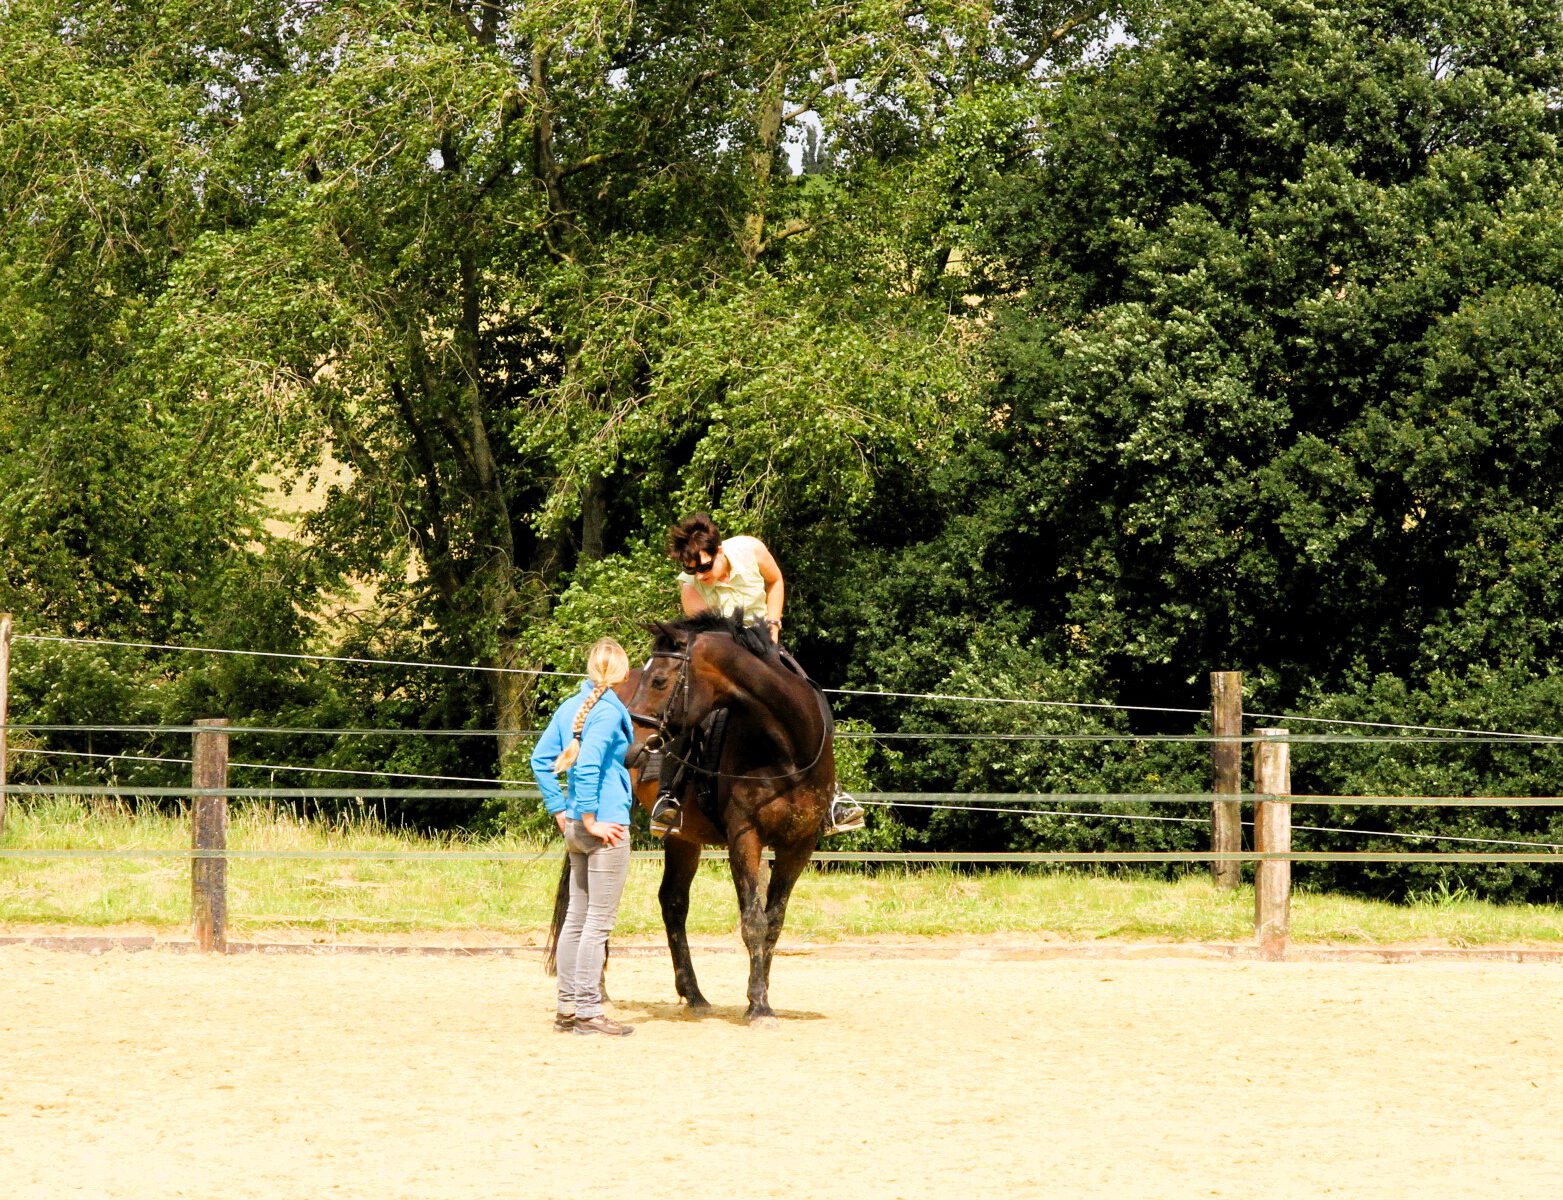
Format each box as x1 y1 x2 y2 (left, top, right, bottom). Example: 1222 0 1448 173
690 709 730 830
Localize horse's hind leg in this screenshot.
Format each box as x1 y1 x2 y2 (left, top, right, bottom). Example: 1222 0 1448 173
727 828 776 1024
761 845 813 995
659 835 710 1011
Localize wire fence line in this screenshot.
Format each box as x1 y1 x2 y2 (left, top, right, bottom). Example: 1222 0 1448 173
862 790 1563 808
12 783 1563 810
14 629 1562 741
8 631 1563 863
10 629 1560 969
15 633 1200 716
12 721 1563 746
11 634 583 679
854 800 1563 851
9 746 504 785
1242 711 1563 743
9 723 535 738
0 783 1512 803
16 750 1560 850
0 847 1558 864
6 784 539 801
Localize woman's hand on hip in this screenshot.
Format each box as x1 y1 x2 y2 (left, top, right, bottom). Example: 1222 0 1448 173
581 815 628 847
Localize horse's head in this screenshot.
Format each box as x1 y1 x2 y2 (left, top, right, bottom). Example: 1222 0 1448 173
626 610 778 736
625 620 693 735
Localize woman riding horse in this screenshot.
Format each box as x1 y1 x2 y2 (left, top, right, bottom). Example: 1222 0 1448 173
654 512 864 835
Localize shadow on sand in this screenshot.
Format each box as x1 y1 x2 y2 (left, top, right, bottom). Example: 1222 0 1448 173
629 999 828 1026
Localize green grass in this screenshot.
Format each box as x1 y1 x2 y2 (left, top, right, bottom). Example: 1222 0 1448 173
3 798 1561 944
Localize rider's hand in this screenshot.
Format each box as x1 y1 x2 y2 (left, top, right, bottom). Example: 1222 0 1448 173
766 617 782 643
582 815 628 847
554 812 569 836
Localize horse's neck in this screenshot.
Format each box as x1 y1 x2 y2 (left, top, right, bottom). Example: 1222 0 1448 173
710 646 822 765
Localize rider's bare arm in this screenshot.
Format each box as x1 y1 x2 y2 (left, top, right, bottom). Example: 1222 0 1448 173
754 542 785 640
680 581 710 618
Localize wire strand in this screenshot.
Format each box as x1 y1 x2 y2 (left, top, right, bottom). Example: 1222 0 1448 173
0 848 1555 863
8 723 542 738
857 799 1563 849
1247 710 1563 743
12 633 585 679
8 747 507 786
826 686 1206 716
13 721 1563 745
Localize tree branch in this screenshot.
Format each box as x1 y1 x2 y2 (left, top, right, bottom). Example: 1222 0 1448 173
388 373 457 600
475 1 505 47
529 42 568 218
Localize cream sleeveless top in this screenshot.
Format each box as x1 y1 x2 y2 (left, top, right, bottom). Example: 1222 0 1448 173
678 535 769 620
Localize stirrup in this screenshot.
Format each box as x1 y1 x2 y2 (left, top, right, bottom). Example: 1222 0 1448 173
651 794 682 836
826 795 866 835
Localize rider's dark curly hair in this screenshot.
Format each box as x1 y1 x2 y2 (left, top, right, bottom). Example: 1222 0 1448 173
667 512 721 567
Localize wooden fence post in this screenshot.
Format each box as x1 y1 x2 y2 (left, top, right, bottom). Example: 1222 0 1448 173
1253 727 1292 960
1210 670 1243 889
0 613 12 836
191 718 230 953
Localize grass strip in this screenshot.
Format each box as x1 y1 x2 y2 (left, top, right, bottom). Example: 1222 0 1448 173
2 798 1560 944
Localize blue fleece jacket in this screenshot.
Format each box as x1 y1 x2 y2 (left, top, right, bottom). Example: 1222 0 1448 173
530 681 635 825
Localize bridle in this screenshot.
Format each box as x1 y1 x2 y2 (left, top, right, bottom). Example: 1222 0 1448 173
628 644 692 751
629 632 832 785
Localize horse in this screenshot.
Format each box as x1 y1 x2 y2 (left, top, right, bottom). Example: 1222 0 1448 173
629 611 837 1024
544 611 836 1024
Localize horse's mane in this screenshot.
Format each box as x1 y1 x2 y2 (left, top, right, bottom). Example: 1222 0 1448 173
653 608 778 662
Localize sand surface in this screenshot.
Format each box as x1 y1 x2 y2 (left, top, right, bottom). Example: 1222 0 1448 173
3 943 1560 1199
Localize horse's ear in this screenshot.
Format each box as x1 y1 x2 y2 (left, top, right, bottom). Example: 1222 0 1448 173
642 619 679 646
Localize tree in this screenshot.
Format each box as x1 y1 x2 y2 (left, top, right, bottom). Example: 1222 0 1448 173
137 0 1117 757
937 0 1563 700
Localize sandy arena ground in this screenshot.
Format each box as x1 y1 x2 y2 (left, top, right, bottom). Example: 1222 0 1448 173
3 941 1561 1199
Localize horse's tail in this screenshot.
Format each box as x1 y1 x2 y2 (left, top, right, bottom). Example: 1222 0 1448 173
543 851 571 975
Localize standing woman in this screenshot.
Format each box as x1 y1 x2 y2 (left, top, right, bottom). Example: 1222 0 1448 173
531 637 637 1037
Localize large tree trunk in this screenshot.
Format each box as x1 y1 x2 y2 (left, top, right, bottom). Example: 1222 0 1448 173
581 472 607 561
487 526 569 770
739 66 786 265
490 643 535 768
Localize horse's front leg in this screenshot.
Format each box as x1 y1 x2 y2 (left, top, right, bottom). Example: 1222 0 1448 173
726 826 775 1025
659 834 710 1011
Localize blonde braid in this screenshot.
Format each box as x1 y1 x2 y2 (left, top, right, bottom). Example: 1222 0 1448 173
553 683 610 771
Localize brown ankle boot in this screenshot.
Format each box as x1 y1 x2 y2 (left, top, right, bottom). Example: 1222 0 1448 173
573 1013 634 1037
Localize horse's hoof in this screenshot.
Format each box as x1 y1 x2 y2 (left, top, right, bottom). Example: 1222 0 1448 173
684 997 713 1014
746 1011 780 1029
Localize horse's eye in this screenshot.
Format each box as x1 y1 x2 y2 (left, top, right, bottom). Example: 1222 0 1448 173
652 672 670 688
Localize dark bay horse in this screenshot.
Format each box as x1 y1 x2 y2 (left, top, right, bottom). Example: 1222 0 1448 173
628 612 837 1024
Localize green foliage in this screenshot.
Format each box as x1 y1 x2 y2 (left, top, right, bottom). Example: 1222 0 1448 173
808 0 1563 901
519 542 677 708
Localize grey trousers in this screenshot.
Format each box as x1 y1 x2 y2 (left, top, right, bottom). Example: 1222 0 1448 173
556 820 631 1019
